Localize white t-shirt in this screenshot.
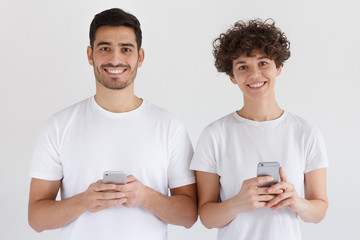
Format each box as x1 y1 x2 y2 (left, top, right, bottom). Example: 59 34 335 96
30 97 195 240
190 111 328 240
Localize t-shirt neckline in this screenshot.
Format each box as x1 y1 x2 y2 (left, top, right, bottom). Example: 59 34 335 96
232 111 287 126
90 96 147 119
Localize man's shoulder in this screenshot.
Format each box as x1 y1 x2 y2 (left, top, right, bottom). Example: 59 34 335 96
48 97 91 125
144 101 184 125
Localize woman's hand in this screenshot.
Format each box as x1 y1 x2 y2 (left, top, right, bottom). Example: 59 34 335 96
266 167 304 213
231 176 283 212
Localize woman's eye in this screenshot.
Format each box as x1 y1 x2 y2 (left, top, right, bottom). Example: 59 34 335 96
260 61 267 66
239 66 247 70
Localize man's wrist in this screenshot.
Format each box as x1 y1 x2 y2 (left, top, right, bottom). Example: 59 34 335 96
75 192 89 213
141 186 156 209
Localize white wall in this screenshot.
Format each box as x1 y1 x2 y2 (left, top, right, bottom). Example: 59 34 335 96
0 0 359 239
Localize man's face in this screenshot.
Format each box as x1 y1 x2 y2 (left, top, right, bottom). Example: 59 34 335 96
87 26 144 90
230 52 282 102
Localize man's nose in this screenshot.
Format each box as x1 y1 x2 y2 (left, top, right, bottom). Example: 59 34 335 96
108 50 124 65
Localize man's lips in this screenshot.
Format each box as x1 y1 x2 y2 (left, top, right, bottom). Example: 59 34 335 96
105 68 127 74
102 64 129 75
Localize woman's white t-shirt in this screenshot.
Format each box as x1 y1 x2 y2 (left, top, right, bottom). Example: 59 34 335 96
191 112 328 240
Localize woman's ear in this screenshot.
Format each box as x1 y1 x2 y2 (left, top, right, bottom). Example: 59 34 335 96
230 75 237 84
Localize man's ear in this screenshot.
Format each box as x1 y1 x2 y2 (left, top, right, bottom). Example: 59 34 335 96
276 66 282 76
87 46 93 66
137 48 145 68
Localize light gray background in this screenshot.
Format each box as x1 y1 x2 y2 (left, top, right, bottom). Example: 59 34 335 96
1 0 359 239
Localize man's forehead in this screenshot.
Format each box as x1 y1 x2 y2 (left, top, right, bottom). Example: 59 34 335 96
94 25 137 44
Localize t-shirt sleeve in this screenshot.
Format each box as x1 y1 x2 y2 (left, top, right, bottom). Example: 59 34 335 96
167 123 195 189
190 126 218 174
304 126 329 173
29 116 63 180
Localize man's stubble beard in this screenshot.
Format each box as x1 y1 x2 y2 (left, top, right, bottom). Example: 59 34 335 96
94 62 139 90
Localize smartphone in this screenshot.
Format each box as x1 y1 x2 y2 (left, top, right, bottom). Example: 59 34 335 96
257 162 280 187
103 171 127 185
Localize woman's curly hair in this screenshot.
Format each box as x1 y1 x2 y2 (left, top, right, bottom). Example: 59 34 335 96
213 19 290 76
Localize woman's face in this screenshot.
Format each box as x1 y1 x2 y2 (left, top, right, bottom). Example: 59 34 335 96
230 52 282 103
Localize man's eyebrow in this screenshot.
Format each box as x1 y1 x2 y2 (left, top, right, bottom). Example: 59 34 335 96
95 42 136 48
119 43 135 48
96 41 111 47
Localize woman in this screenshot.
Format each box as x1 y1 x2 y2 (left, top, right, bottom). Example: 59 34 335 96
190 19 328 240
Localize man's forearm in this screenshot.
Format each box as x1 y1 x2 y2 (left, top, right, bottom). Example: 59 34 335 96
28 193 86 232
142 186 197 228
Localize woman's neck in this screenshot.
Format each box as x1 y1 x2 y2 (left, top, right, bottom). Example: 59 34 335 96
237 98 283 121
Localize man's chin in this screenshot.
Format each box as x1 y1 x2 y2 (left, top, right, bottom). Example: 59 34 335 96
97 79 133 90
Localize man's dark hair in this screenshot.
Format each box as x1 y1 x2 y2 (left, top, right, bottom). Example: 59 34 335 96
89 8 142 50
213 19 290 77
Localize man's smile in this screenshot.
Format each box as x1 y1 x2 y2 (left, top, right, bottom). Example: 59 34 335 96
104 68 127 74
101 64 129 76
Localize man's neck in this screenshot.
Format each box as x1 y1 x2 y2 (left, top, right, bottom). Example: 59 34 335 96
94 84 142 113
238 97 283 122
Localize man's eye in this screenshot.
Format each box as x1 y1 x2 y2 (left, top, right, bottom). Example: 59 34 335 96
100 47 110 51
122 48 131 52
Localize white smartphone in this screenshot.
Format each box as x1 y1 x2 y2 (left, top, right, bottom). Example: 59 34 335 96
103 171 127 185
257 162 280 187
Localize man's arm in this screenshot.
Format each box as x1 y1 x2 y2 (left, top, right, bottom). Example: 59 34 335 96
28 178 127 232
28 178 85 232
117 175 198 228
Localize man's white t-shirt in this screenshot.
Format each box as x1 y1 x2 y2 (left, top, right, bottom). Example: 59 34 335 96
30 97 195 240
190 111 328 240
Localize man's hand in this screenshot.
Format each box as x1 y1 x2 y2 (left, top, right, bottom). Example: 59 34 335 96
83 180 127 212
114 175 149 208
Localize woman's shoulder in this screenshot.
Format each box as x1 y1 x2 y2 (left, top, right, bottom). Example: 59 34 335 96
205 112 237 130
283 112 320 135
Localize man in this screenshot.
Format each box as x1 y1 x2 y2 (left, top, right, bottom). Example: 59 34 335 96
28 8 197 240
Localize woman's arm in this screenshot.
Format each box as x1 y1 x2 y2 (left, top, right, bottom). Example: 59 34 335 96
266 167 328 223
196 171 279 228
